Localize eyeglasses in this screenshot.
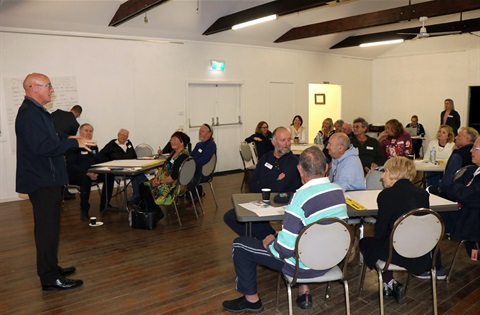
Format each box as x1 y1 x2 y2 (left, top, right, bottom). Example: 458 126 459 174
31 83 53 89
472 146 480 151
261 126 269 129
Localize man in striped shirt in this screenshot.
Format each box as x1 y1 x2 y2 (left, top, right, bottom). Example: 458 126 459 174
223 146 348 313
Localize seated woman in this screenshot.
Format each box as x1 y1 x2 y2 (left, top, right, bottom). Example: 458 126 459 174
137 131 190 215
359 157 431 303
405 115 426 158
318 117 335 146
244 121 273 158
378 119 412 160
289 115 306 144
423 125 455 186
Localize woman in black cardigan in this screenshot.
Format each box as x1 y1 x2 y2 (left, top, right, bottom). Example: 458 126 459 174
440 98 461 136
244 121 274 158
359 157 431 303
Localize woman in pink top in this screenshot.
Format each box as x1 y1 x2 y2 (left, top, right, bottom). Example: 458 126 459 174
378 119 412 160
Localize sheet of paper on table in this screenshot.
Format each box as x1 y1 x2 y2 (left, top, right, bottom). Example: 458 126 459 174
239 201 286 217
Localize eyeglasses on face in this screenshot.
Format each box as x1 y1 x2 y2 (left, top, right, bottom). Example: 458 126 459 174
31 83 53 89
472 146 480 151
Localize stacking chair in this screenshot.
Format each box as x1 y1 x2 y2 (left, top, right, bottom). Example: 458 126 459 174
358 208 444 315
276 218 353 315
63 182 101 208
239 142 256 192
248 141 259 165
365 167 384 190
135 143 154 158
195 153 218 212
172 157 199 226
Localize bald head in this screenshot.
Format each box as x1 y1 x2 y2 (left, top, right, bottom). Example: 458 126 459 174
327 132 350 159
23 73 54 106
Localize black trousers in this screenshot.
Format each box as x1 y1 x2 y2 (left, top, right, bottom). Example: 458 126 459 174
69 174 103 212
28 186 63 285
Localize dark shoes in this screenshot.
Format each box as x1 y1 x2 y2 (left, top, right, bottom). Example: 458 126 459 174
222 296 264 313
296 292 313 309
42 276 83 291
80 211 89 221
58 265 76 277
392 282 406 303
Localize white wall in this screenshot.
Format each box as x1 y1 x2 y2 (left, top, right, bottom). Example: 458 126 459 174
371 48 480 147
0 32 373 201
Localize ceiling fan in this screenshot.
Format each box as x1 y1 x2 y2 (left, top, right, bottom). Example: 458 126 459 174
398 16 461 39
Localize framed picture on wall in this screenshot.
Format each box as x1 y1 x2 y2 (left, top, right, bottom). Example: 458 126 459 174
315 93 325 104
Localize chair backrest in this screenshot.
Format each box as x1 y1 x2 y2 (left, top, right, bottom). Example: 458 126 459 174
135 143 154 158
453 165 475 181
178 157 196 186
365 168 384 190
389 208 444 265
202 153 217 177
239 142 255 169
296 218 352 271
248 142 259 165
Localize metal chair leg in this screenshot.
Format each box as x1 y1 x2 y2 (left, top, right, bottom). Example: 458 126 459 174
447 240 466 282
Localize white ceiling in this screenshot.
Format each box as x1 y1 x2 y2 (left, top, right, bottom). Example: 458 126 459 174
1 0 479 59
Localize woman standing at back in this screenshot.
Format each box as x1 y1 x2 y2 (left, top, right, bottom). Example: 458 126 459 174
441 98 461 136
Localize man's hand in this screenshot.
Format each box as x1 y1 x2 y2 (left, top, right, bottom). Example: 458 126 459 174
263 234 276 249
71 136 96 152
277 172 285 181
86 172 98 181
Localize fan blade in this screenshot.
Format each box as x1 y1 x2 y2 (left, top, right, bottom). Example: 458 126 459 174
398 32 419 35
428 31 462 36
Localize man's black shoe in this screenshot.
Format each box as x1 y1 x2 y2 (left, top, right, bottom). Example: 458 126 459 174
42 276 83 291
383 287 394 298
58 266 76 277
222 296 264 313
296 292 313 309
392 282 406 303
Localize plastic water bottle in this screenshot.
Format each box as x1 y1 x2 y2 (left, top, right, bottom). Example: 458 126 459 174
429 147 437 164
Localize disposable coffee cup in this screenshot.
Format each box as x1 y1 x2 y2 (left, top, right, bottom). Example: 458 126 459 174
261 188 271 203
90 217 97 226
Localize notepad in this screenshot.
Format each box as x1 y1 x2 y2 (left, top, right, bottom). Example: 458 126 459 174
345 198 367 210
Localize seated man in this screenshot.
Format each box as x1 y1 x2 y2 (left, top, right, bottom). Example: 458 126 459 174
222 146 348 313
99 128 143 210
429 127 478 199
442 136 480 253
350 117 385 174
188 124 217 199
66 123 101 221
223 127 302 239
327 132 366 191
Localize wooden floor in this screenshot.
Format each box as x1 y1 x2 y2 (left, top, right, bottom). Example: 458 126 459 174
1 172 479 315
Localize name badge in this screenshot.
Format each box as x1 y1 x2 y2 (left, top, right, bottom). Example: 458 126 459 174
81 151 88 155
198 148 203 153
397 141 404 144
448 115 453 118
127 145 132 149
366 146 373 150
264 162 273 169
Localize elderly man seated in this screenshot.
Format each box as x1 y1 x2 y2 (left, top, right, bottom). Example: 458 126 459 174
99 128 144 210
350 117 385 174
326 132 366 191
66 123 101 221
222 146 347 313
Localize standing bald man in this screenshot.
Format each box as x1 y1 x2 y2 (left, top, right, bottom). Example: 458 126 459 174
16 73 92 291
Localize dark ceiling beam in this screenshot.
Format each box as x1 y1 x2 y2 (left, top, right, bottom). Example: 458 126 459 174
109 0 170 27
275 0 480 43
203 0 331 36
330 18 480 49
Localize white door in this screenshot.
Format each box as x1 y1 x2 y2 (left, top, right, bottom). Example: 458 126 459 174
187 83 243 172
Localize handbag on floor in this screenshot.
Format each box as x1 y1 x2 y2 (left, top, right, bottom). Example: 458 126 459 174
130 200 163 230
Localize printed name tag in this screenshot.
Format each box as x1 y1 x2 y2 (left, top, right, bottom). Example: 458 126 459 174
448 115 453 118
264 162 273 169
397 141 404 144
128 145 132 149
81 151 88 155
366 146 373 150
198 148 203 153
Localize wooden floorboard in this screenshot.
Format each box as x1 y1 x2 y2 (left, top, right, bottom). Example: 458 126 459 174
1 172 479 314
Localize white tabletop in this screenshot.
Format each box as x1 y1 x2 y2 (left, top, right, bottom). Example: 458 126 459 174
291 143 324 155
92 158 165 169
414 160 446 172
